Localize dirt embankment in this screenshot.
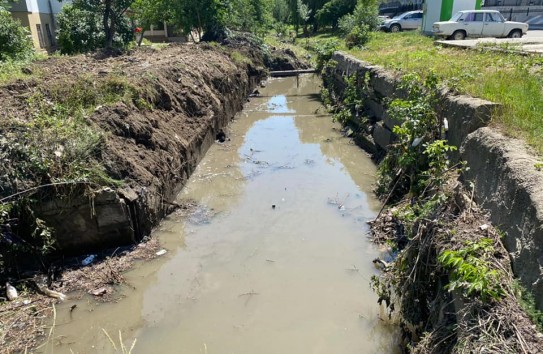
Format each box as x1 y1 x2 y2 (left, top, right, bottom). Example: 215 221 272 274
0 38 308 351
1 39 308 259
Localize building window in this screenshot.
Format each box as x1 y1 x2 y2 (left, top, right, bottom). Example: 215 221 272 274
45 24 55 46
36 24 45 48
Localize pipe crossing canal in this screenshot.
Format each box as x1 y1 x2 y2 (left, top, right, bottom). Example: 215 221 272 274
47 75 400 354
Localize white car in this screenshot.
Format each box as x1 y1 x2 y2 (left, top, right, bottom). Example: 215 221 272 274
433 10 528 40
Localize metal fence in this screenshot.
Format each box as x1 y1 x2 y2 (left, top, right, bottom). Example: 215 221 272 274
483 0 543 6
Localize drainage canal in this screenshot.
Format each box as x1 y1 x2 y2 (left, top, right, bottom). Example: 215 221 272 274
48 75 399 354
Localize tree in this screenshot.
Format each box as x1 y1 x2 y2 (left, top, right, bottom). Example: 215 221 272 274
272 0 289 24
57 1 133 53
225 0 270 35
172 0 227 42
297 0 311 36
64 0 134 49
130 0 170 45
316 0 356 29
0 8 34 61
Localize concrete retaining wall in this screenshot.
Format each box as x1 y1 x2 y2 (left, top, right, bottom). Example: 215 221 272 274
330 52 500 156
330 51 543 308
462 128 543 308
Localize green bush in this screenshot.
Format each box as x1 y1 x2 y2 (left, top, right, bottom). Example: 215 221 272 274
57 4 133 54
57 5 104 54
345 25 369 49
338 0 379 35
0 9 34 61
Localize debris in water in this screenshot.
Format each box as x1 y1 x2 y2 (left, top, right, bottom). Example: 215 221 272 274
90 287 108 296
70 304 77 312
216 129 226 143
82 254 97 266
373 258 391 271
6 282 18 301
346 265 359 272
156 249 167 256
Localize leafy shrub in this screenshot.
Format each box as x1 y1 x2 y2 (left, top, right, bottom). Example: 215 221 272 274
338 13 355 34
0 9 34 61
345 25 370 49
338 0 379 35
57 4 133 54
57 5 104 54
439 238 505 302
314 39 338 72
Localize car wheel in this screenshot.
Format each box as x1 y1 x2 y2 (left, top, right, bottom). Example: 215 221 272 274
452 30 466 40
390 24 401 33
508 29 522 39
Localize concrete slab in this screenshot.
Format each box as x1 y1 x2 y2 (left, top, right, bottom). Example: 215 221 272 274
435 36 543 53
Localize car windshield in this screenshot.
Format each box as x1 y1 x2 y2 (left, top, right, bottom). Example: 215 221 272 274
450 12 464 22
494 12 506 22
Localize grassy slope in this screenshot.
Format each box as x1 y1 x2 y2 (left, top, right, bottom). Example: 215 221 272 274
307 31 543 155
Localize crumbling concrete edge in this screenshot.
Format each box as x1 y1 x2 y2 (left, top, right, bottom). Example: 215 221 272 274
329 51 543 309
461 127 543 308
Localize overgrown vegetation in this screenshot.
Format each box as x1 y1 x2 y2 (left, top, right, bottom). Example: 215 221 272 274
375 73 453 200
57 1 134 54
345 31 543 155
0 8 34 61
318 61 541 350
439 238 505 302
0 73 146 273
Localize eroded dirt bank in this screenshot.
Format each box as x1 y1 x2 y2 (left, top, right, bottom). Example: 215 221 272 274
0 38 308 351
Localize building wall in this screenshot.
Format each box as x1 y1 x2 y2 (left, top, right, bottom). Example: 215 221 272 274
8 0 64 51
10 11 56 50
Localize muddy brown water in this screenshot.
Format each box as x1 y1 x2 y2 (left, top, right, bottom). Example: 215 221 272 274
45 75 399 353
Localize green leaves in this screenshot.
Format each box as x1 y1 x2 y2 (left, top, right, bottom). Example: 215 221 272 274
57 3 133 54
0 9 34 61
377 73 453 200
439 238 505 302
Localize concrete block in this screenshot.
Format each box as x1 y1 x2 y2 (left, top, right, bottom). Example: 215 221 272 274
444 94 500 155
370 68 398 99
365 99 385 121
372 122 394 151
461 127 543 309
383 111 403 131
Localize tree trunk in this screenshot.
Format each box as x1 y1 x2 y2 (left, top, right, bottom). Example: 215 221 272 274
103 0 114 48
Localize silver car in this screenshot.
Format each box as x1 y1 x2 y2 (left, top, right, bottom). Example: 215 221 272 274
380 10 423 32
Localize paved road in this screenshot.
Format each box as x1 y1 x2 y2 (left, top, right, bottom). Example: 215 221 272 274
526 30 543 37
436 30 543 52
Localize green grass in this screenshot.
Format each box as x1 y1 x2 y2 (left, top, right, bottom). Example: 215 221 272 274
304 30 543 155
264 32 314 66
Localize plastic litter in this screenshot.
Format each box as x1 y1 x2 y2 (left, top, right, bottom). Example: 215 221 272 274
81 254 96 266
156 249 167 256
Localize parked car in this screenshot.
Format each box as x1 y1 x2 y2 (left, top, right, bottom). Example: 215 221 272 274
378 15 391 24
380 10 423 32
433 10 528 40
526 15 543 30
